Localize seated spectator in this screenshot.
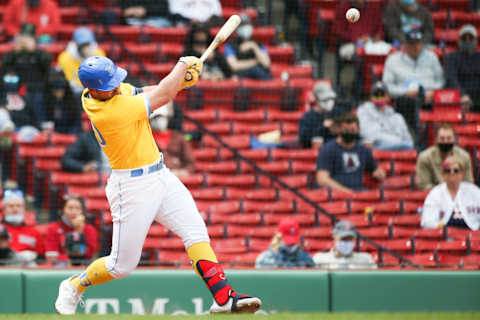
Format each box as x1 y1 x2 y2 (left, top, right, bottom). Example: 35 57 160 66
2 189 44 266
383 0 434 45
58 27 106 96
168 0 222 26
45 70 82 134
421 156 480 231
444 25 480 112
357 81 414 150
121 0 171 28
3 0 61 43
298 82 349 149
416 123 473 190
61 129 111 174
46 195 98 266
150 102 194 177
313 220 377 269
383 29 444 133
182 23 233 81
224 15 271 80
255 217 314 268
0 223 21 266
316 113 385 193
2 23 52 125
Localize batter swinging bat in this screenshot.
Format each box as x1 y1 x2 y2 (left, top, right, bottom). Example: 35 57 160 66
200 15 242 63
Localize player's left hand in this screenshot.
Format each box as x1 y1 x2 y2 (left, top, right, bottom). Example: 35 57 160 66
179 56 203 74
181 69 199 89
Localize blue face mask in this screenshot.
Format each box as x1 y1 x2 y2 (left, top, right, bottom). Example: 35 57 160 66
335 240 355 256
61 215 74 228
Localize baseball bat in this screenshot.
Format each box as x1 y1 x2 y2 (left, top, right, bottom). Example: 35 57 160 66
200 15 242 63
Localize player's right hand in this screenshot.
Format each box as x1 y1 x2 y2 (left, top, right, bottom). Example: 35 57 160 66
179 56 203 74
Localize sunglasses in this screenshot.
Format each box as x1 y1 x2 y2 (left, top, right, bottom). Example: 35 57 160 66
3 189 24 198
443 168 461 174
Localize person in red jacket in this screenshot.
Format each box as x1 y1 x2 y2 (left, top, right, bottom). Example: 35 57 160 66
3 0 61 43
46 195 98 266
2 189 44 265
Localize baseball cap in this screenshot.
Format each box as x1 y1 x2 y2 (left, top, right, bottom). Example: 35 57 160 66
3 189 24 204
333 220 357 239
459 24 477 38
371 81 388 96
78 56 127 91
73 27 96 45
405 29 423 43
0 223 9 239
278 217 300 245
314 82 336 101
20 23 36 37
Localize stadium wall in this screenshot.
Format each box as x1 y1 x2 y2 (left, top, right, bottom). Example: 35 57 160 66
0 270 478 314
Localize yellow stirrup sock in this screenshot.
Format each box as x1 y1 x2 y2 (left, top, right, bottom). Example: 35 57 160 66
70 257 115 293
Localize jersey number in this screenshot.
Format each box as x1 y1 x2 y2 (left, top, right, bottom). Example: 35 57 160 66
92 122 106 147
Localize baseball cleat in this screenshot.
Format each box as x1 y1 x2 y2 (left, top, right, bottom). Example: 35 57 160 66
209 291 262 314
55 275 83 315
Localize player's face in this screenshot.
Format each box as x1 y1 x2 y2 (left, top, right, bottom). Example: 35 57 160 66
63 198 83 224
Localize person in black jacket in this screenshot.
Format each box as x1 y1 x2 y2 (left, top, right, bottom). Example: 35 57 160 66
61 130 110 174
120 0 172 28
182 23 233 81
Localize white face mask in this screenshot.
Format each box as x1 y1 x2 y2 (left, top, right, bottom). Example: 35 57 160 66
4 212 24 225
237 25 253 40
319 99 335 112
151 117 168 131
335 240 355 256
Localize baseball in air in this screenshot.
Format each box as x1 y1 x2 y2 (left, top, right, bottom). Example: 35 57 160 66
346 8 360 23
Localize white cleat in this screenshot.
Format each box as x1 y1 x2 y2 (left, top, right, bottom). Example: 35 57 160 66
210 292 262 314
55 275 83 315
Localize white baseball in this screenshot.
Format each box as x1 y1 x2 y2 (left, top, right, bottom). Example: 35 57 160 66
346 8 360 23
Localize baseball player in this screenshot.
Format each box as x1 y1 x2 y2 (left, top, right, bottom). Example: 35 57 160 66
54 55 262 314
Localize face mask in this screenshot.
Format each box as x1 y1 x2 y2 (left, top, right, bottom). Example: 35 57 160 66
336 240 355 256
4 213 24 225
61 215 73 228
438 143 454 153
341 132 358 143
319 99 334 112
237 25 253 40
3 75 20 93
459 40 477 55
151 117 168 131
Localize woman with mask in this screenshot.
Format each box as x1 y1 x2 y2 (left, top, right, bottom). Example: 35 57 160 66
224 14 271 80
314 220 376 269
357 81 413 150
45 195 98 266
421 156 480 231
150 102 195 177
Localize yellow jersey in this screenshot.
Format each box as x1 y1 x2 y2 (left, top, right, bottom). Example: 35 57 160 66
58 48 106 87
81 83 160 169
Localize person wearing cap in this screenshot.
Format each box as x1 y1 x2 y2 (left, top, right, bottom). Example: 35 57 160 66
383 29 444 134
383 0 434 45
299 81 350 149
255 217 314 268
313 220 376 269
3 0 61 42
421 155 480 231
150 101 195 177
2 189 44 265
357 81 413 150
121 0 172 28
224 14 271 80
444 24 480 112
58 27 106 95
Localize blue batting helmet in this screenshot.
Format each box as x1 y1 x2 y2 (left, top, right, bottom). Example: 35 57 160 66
78 56 127 91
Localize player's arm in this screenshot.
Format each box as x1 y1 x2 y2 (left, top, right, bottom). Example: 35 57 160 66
141 85 156 92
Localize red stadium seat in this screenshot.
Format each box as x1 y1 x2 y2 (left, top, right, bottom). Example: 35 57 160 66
409 253 437 267
191 188 225 201
358 226 390 239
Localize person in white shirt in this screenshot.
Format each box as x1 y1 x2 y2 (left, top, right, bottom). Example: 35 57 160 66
168 0 222 25
313 220 377 269
421 155 480 230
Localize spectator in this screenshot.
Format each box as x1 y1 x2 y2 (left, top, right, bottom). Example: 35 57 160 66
2 23 52 125
383 29 444 133
298 82 349 149
168 0 222 26
421 156 480 230
46 195 98 266
45 70 82 134
255 217 314 268
121 0 171 28
0 223 21 266
2 189 44 266
224 14 271 80
357 81 414 150
58 27 106 96
313 220 377 269
444 25 480 112
150 102 195 177
383 0 434 45
182 23 233 81
3 0 61 43
416 123 473 190
316 113 385 193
